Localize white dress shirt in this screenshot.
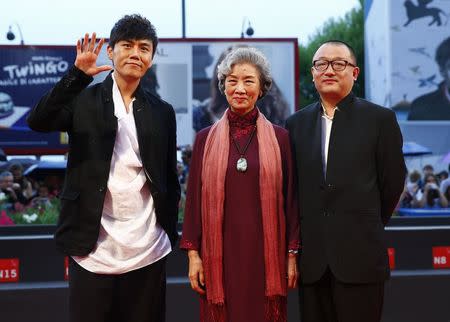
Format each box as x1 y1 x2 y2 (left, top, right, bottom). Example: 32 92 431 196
73 73 171 274
321 103 339 178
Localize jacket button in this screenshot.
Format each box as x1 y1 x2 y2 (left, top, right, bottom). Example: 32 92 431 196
99 186 105 192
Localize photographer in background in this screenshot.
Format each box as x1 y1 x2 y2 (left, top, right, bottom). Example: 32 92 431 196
440 164 450 193
418 164 434 189
30 183 52 208
8 163 33 201
399 170 421 208
0 170 28 209
442 180 450 204
416 174 448 208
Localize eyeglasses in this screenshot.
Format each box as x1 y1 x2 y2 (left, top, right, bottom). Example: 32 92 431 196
312 60 356 72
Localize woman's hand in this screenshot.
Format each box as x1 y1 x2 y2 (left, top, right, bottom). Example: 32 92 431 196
188 250 206 295
74 32 112 76
287 253 299 289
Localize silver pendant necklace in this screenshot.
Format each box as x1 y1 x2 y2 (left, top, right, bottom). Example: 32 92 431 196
231 125 257 172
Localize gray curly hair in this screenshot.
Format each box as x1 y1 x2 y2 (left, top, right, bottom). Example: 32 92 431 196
217 46 272 98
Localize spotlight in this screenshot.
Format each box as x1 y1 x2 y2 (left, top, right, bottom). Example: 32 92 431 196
240 17 255 38
246 23 254 37
6 22 24 45
6 26 15 41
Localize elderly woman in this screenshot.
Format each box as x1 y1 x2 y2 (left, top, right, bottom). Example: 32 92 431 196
180 47 299 322
193 45 290 132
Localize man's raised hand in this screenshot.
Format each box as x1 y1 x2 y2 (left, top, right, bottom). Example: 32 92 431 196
74 32 112 76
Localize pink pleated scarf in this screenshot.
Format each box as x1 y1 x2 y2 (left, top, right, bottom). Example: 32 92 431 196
201 108 287 322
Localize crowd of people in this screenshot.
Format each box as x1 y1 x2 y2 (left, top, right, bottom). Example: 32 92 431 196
0 162 60 224
3 156 449 223
0 146 192 225
399 164 450 209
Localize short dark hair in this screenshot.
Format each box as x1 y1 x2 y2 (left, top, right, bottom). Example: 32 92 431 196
0 171 13 180
436 37 450 70
109 14 158 57
424 173 437 183
409 170 421 183
8 162 23 172
315 40 357 65
438 170 449 179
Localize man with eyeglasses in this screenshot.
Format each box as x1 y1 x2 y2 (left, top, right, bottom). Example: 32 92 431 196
286 40 406 322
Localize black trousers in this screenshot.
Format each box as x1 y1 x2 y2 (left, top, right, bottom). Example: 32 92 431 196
68 257 166 322
299 268 384 322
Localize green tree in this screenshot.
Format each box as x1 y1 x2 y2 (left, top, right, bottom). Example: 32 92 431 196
298 0 364 108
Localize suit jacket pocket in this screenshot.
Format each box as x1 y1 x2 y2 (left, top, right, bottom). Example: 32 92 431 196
56 188 81 238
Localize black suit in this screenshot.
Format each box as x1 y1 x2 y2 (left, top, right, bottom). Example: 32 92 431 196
27 66 180 322
27 66 180 255
286 93 406 321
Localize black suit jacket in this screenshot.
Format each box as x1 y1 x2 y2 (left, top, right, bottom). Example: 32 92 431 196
286 93 406 284
27 66 180 256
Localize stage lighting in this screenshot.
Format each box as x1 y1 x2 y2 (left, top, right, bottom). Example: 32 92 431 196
241 17 255 38
6 23 24 45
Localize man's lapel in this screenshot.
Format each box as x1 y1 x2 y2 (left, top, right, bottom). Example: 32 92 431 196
311 102 326 186
101 73 118 133
133 88 162 189
324 93 354 183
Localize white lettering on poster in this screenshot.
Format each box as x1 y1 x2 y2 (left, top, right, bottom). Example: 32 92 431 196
1 56 69 86
434 256 447 265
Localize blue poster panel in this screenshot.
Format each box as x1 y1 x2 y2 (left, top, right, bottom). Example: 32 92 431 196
0 46 75 154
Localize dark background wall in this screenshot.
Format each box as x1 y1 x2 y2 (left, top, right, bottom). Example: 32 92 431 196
1 218 450 322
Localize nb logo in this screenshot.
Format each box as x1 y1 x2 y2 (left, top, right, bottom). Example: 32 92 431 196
433 256 447 265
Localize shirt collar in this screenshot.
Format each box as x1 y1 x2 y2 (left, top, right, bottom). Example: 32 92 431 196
227 107 259 127
320 91 355 120
320 103 339 121
112 72 136 119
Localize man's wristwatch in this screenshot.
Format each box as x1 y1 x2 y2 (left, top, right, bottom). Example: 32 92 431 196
288 249 299 255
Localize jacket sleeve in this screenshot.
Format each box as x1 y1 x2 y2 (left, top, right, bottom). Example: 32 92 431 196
166 105 181 245
284 116 301 250
26 65 93 133
278 128 300 251
376 109 407 225
179 130 208 251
